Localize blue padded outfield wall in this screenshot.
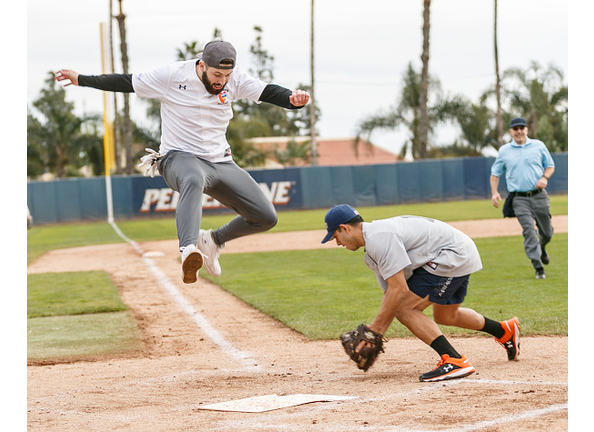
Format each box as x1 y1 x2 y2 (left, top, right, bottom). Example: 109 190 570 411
27 154 568 225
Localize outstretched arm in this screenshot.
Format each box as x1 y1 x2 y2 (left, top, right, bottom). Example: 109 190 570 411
55 70 134 93
259 84 309 109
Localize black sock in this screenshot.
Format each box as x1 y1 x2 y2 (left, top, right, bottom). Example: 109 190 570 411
481 316 505 339
430 335 461 359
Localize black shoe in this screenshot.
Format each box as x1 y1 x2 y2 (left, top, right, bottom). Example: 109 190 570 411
535 268 546 279
419 354 475 382
541 247 549 265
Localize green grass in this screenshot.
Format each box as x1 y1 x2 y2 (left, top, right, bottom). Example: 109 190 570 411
27 271 129 318
273 195 568 232
27 271 141 360
463 234 568 335
202 233 568 339
27 311 143 360
27 223 124 265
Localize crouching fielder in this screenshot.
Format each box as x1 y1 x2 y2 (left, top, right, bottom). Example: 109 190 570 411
322 205 519 382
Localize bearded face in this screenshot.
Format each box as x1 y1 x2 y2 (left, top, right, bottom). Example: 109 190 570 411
201 64 232 95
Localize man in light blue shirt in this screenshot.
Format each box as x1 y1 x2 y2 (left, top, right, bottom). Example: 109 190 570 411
490 117 555 279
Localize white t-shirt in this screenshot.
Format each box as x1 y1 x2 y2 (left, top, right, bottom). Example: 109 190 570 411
362 216 483 292
131 59 267 162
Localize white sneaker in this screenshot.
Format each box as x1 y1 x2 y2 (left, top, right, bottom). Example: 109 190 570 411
198 229 224 277
181 244 204 284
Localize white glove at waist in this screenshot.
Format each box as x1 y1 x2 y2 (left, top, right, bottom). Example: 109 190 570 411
137 148 161 178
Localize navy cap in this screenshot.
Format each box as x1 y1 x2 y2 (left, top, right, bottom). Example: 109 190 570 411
321 204 360 244
202 40 236 69
509 117 527 128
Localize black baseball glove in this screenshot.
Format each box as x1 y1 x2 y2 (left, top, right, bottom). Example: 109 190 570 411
340 324 385 371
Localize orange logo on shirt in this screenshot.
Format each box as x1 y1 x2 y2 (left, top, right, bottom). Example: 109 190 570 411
218 91 228 104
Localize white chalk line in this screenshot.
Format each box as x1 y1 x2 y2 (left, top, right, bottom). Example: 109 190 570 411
109 221 144 254
109 221 261 371
389 404 568 432
458 377 568 386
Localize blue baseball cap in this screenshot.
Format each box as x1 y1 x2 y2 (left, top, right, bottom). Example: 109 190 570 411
509 117 527 128
321 204 360 244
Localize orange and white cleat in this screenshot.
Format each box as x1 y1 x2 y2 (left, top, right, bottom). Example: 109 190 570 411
419 354 475 382
495 317 520 361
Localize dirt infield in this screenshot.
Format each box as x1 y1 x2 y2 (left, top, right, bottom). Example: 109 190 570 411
27 216 568 431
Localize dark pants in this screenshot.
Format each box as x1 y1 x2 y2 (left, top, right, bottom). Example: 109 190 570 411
512 190 553 269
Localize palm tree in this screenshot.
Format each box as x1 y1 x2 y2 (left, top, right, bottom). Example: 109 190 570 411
108 0 122 174
451 95 495 155
503 61 568 151
355 63 457 160
418 0 432 159
358 1 435 160
115 0 134 174
493 0 504 148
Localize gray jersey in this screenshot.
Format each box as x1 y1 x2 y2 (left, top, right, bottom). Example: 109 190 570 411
362 216 483 292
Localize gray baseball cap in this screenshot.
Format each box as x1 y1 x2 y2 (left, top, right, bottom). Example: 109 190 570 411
201 40 236 69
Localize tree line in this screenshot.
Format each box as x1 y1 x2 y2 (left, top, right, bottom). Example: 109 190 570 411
355 60 567 160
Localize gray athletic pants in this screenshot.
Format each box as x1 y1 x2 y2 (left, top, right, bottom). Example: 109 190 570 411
158 151 277 251
511 190 554 269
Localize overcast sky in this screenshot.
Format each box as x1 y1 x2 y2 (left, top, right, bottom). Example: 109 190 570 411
25 0 571 156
